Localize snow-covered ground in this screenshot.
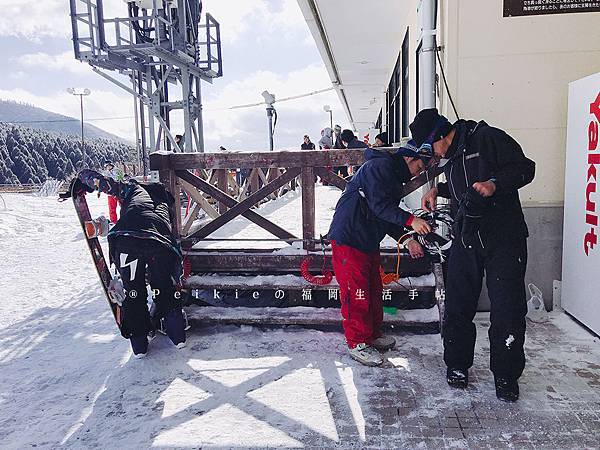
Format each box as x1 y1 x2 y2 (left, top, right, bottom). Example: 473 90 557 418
1 192 600 449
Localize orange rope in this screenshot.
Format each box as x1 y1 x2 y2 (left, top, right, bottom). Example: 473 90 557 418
380 240 402 285
380 232 415 285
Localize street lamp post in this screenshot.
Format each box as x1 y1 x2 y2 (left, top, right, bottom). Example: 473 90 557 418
262 90 276 152
323 105 332 130
67 87 91 168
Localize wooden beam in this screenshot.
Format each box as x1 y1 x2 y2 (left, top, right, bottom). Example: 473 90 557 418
313 167 347 191
403 164 444 196
185 251 433 274
186 168 301 241
176 170 297 241
182 202 201 235
185 275 433 292
185 306 439 330
160 169 180 238
179 179 220 219
301 167 315 250
216 169 228 213
150 148 369 170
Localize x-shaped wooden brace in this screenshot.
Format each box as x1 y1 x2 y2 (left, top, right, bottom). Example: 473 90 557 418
176 168 301 242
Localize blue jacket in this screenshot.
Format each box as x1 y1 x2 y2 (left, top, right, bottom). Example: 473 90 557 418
328 148 414 253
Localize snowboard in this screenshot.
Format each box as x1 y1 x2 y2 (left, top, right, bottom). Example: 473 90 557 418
72 190 123 332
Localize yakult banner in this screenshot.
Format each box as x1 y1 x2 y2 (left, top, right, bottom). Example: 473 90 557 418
562 72 600 335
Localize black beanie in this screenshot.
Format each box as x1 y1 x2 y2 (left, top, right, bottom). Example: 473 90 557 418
375 132 388 145
409 108 452 147
340 129 355 143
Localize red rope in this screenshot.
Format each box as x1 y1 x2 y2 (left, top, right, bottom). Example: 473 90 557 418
300 256 333 285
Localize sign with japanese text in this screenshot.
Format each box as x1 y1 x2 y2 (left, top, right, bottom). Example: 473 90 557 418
563 71 600 335
504 0 600 17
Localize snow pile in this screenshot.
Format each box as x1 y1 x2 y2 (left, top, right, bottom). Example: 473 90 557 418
35 179 64 197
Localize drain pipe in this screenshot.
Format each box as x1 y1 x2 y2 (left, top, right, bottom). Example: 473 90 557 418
418 0 437 110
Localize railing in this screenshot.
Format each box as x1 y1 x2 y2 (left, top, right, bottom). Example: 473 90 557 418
150 148 442 251
0 183 43 193
150 148 446 328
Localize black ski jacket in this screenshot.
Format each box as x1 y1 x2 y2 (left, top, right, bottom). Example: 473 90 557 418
78 170 181 258
436 120 535 242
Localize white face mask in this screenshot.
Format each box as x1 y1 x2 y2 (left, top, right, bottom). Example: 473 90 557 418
438 158 450 167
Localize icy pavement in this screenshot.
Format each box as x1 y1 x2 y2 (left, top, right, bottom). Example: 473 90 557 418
1 194 600 449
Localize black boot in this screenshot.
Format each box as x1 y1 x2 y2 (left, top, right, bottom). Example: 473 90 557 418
495 377 519 402
446 367 468 388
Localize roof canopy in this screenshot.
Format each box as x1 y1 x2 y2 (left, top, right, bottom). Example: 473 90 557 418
297 0 412 131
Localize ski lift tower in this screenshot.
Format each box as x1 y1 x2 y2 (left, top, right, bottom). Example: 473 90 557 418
69 0 223 176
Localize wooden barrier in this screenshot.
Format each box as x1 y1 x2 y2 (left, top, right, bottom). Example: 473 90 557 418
150 149 442 252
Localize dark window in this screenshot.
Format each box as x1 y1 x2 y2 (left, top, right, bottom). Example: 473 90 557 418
401 31 409 137
385 29 409 144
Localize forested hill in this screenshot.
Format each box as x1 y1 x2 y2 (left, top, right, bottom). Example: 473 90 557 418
0 100 127 142
0 123 135 184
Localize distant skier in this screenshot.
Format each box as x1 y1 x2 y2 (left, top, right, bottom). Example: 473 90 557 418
301 135 315 150
66 169 187 358
103 160 123 223
318 127 334 149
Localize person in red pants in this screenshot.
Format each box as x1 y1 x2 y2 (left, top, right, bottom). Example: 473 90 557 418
328 142 431 366
103 161 122 223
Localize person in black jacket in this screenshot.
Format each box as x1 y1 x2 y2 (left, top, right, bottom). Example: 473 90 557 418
69 169 187 358
328 145 432 366
410 108 535 402
301 135 315 150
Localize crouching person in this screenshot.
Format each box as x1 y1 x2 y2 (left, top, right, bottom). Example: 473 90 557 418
70 169 187 358
328 144 432 366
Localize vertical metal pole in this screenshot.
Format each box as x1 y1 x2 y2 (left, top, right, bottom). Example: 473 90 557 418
137 72 149 178
131 70 141 173
181 66 193 153
80 94 85 167
146 66 156 152
177 0 187 50
69 0 80 59
329 110 332 130
96 0 106 48
419 0 437 110
267 107 274 152
195 76 204 153
163 65 171 152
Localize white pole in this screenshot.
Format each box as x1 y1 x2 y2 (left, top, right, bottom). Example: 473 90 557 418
419 0 437 110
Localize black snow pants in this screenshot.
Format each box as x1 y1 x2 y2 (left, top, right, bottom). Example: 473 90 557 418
443 236 528 380
111 237 182 339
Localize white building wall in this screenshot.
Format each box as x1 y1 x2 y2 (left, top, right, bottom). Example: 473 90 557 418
438 0 600 204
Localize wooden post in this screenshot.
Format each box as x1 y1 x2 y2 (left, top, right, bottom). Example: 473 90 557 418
250 168 259 198
160 169 181 239
217 169 228 214
301 167 315 250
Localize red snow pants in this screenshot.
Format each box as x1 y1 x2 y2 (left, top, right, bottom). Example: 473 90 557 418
108 195 120 223
331 241 383 348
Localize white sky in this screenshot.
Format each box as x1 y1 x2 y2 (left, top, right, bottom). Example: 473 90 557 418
0 0 348 151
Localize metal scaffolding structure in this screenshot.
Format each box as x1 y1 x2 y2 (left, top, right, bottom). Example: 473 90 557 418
69 0 223 176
